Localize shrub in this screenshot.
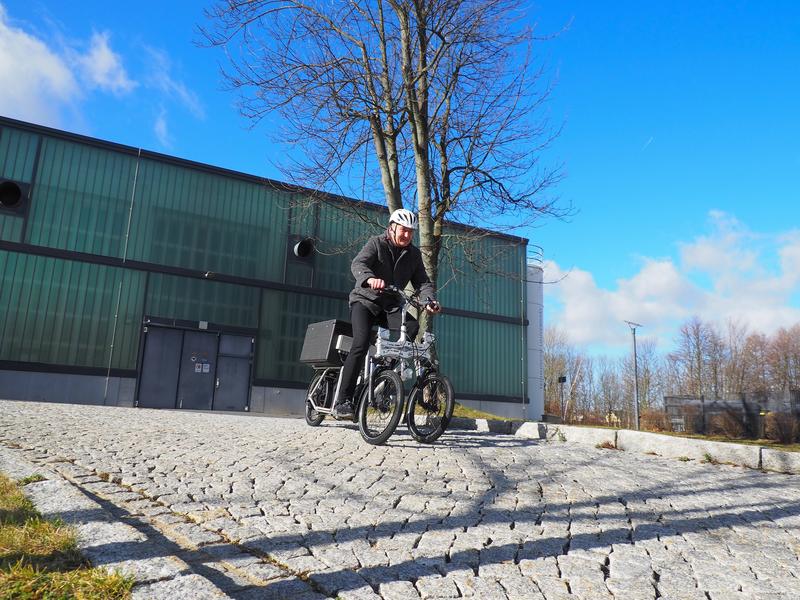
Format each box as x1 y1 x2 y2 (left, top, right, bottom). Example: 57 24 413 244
640 410 670 432
708 411 746 439
764 412 800 445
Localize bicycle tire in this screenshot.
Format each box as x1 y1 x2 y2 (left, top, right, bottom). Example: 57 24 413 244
406 373 454 443
304 371 327 426
358 369 404 445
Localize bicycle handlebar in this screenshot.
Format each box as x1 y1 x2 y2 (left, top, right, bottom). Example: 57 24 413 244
381 285 439 311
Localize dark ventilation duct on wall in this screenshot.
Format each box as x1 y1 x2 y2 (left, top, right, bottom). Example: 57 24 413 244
0 180 29 214
293 237 315 258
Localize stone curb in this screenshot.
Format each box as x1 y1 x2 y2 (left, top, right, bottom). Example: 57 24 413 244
502 419 800 474
616 429 761 469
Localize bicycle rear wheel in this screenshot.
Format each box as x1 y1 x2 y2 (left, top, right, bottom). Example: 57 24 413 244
406 373 454 443
304 371 329 426
358 369 404 445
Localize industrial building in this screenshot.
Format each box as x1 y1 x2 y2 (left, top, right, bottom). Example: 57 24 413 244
0 115 543 419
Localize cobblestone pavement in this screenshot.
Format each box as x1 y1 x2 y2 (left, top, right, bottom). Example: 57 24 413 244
1 400 800 599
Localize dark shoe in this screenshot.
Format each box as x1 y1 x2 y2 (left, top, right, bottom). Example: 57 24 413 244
333 400 354 419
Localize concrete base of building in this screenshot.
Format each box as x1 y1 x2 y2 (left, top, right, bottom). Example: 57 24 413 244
0 370 135 407
249 385 306 416
0 369 533 421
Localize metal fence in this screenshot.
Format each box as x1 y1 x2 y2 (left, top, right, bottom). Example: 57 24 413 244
664 390 800 438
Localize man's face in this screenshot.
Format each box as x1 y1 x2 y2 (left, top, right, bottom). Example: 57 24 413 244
391 223 414 247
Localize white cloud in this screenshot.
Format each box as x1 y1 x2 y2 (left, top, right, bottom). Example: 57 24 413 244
75 31 137 95
0 5 79 125
154 107 172 148
546 211 800 354
144 46 205 120
0 4 202 148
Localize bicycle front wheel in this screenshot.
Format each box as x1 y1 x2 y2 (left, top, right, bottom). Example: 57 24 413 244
358 369 404 445
406 373 454 443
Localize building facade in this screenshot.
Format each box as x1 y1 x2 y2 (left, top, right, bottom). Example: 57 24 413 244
0 116 543 419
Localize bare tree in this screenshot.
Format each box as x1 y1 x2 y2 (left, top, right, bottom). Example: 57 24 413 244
670 317 714 397
632 337 660 409
723 319 749 396
742 332 770 394
202 0 563 289
596 356 624 419
768 325 800 392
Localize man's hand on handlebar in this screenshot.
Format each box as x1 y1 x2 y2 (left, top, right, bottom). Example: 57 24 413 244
425 299 442 314
375 284 442 313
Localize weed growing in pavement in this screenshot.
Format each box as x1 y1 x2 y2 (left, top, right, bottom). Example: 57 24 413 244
0 472 133 599
596 441 618 450
17 474 45 486
702 452 719 464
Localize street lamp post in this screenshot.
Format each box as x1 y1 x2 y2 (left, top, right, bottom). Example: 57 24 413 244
625 321 643 430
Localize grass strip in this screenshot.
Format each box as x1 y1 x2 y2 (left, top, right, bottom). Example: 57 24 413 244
0 472 133 599
451 402 514 421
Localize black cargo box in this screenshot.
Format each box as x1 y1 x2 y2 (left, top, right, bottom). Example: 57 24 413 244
299 319 353 366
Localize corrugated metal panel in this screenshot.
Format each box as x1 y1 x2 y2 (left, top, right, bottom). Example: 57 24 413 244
437 233 526 319
145 273 259 329
437 313 526 398
0 250 144 369
0 126 39 242
256 288 348 382
0 126 39 182
111 269 147 369
0 215 23 243
127 159 289 281
313 201 383 293
26 137 137 255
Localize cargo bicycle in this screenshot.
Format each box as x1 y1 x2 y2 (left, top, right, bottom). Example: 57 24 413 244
299 286 454 445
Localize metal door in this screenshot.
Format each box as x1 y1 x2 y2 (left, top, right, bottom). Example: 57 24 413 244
214 334 253 411
137 327 183 408
176 331 218 410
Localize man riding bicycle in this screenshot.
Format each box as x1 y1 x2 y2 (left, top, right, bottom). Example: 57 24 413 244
333 208 442 418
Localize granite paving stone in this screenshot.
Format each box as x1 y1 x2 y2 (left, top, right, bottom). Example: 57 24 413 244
2 399 800 599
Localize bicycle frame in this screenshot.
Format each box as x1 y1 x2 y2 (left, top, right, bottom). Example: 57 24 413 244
305 286 438 415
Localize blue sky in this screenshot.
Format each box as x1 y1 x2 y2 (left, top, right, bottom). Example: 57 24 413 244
1 1 798 355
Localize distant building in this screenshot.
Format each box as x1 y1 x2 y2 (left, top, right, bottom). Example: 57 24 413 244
664 391 800 435
0 116 544 419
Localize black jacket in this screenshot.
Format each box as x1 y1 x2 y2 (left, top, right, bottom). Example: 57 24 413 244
349 234 436 315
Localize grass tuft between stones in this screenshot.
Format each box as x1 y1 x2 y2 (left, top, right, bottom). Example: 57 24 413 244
0 472 133 599
17 474 46 486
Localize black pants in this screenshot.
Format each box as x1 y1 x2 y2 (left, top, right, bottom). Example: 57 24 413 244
339 302 419 401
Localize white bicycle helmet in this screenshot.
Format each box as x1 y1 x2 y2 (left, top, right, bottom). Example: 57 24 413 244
389 208 418 230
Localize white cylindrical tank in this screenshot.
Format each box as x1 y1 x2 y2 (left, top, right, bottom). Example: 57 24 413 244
526 263 544 421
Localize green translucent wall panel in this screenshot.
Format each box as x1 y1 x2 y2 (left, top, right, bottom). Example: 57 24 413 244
437 234 526 319
110 269 147 370
26 138 137 255
257 289 348 382
0 215 23 243
145 273 259 329
127 160 289 281
313 202 383 293
0 251 144 370
436 314 527 399
0 126 39 182
0 126 39 243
